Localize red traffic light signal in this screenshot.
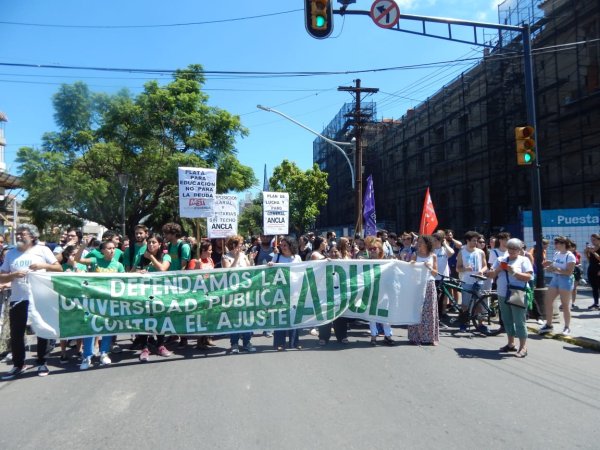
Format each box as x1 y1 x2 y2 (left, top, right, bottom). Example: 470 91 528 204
305 0 333 39
515 126 536 166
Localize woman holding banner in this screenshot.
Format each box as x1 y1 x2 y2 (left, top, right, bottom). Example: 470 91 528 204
135 233 173 361
365 236 394 346
408 235 439 346
270 236 303 351
222 235 257 354
75 240 125 370
187 240 215 270
312 236 350 346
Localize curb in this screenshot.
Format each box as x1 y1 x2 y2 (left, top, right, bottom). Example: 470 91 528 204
526 325 600 352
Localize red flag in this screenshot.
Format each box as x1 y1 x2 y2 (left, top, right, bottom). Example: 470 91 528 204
419 187 438 235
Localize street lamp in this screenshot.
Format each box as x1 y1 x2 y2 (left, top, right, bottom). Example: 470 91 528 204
257 105 355 190
117 173 129 237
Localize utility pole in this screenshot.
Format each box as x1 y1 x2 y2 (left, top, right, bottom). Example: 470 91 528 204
338 79 378 237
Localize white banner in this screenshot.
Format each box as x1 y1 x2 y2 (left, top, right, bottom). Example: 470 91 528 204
263 191 289 235
27 260 429 339
178 167 217 218
207 194 238 239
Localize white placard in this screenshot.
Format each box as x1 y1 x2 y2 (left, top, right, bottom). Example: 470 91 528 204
178 167 217 218
263 191 289 235
207 194 239 239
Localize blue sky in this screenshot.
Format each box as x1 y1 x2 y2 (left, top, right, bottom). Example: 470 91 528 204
0 0 503 200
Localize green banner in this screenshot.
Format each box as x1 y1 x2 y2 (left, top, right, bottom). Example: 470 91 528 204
29 261 429 339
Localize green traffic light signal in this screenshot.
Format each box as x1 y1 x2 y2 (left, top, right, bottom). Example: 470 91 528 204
515 126 536 166
305 0 333 39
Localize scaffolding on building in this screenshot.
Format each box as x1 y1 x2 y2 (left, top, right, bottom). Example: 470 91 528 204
316 0 600 237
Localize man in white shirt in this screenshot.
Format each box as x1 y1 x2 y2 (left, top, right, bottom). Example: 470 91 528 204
489 232 510 268
1 224 62 380
456 231 488 333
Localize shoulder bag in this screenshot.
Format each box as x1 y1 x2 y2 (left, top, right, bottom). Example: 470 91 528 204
504 265 526 309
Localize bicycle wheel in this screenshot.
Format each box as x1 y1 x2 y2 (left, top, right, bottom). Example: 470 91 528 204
470 295 502 336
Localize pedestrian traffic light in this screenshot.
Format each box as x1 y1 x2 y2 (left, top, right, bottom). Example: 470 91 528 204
305 0 333 39
515 126 536 166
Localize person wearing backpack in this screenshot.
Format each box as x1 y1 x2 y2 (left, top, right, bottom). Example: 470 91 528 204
161 223 192 347
162 223 191 271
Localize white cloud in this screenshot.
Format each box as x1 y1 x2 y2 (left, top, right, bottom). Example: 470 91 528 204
395 0 437 11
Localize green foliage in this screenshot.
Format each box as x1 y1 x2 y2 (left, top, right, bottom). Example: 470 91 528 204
17 65 257 234
269 160 329 236
238 196 263 238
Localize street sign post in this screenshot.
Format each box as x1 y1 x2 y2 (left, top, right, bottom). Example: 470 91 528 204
370 0 400 29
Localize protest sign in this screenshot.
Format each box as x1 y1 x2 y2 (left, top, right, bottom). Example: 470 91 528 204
207 194 238 239
178 167 217 218
263 191 289 235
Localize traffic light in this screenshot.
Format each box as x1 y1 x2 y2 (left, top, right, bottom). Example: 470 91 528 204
515 126 536 165
305 0 333 39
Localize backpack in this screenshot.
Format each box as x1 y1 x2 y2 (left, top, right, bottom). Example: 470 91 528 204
168 241 184 262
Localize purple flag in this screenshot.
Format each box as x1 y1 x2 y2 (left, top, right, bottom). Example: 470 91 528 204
363 174 377 237
263 164 270 191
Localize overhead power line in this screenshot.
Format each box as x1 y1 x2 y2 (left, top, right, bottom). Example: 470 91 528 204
0 9 303 29
0 38 592 81
0 56 491 77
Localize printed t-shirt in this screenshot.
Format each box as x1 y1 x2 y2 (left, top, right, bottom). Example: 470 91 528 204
88 257 125 273
1 245 58 302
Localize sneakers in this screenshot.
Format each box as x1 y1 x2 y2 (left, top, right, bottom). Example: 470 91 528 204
99 352 112 366
309 328 318 336
588 304 600 311
243 343 257 353
561 327 571 336
80 357 92 370
139 348 150 362
538 324 554 335
477 324 490 335
2 365 27 380
262 331 273 338
459 324 467 332
383 336 394 346
110 344 122 354
37 364 50 377
230 344 240 354
157 345 172 357
59 354 69 364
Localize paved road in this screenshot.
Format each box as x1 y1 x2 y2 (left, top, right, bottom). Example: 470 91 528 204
1 328 599 450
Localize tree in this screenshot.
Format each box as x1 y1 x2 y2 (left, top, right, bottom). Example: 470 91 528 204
269 160 329 236
238 196 263 238
17 65 257 234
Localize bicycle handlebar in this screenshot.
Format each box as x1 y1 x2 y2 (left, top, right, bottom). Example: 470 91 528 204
469 273 488 281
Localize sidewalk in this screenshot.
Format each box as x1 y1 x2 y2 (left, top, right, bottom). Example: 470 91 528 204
527 285 600 351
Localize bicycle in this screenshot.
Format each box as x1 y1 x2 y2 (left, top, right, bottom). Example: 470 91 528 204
436 273 501 336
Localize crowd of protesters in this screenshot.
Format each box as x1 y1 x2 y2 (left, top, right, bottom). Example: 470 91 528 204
1 221 598 380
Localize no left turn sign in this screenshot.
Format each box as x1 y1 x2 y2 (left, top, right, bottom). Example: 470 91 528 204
370 0 400 29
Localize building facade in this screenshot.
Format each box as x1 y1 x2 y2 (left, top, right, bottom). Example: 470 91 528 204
316 0 600 239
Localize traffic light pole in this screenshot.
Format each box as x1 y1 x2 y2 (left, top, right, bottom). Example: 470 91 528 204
522 25 546 309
